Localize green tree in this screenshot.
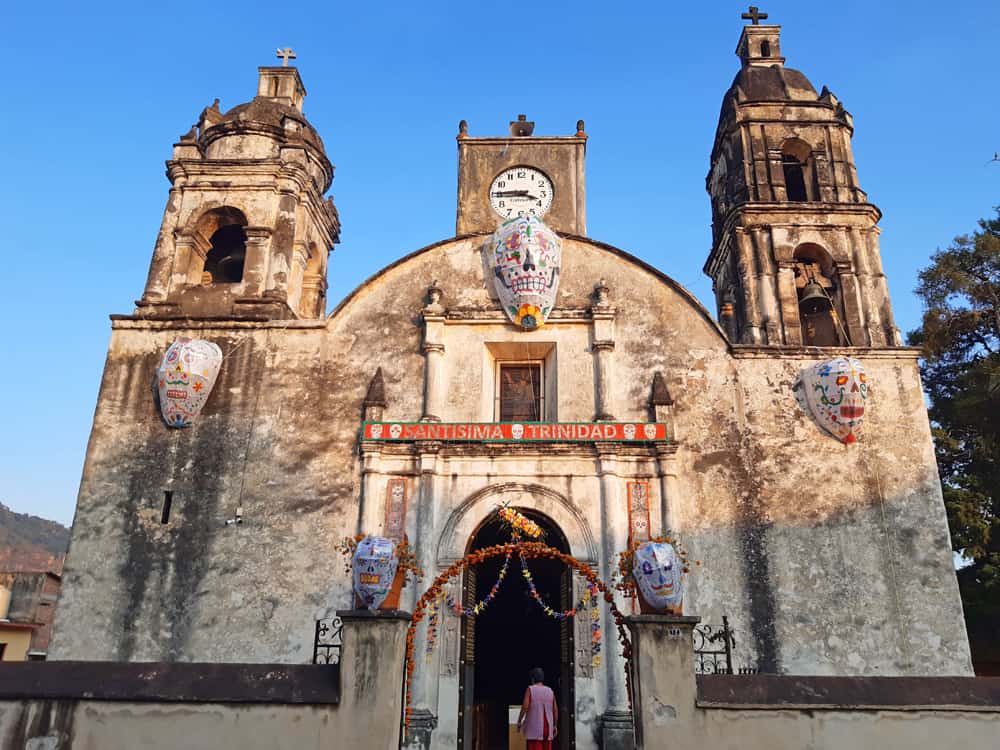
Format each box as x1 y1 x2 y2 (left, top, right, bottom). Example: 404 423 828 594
908 209 1000 665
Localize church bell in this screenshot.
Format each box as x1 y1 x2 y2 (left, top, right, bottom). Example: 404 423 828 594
799 281 833 316
215 250 247 282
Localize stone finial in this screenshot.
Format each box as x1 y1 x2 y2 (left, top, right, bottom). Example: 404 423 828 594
458 119 468 138
593 278 611 307
424 280 445 314
363 367 388 407
575 119 586 138
651 372 673 406
363 367 387 422
198 98 223 131
510 114 535 137
179 124 198 143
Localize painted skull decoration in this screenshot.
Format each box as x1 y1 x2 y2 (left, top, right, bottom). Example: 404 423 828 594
155 338 223 427
352 536 399 611
490 216 562 330
796 357 868 444
633 541 683 613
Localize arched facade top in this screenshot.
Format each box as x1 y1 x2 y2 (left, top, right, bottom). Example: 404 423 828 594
326 232 729 345
436 482 599 567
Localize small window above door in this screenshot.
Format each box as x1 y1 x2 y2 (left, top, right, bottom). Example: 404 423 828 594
497 362 543 422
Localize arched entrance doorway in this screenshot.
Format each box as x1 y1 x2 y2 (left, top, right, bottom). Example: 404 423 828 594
459 509 575 750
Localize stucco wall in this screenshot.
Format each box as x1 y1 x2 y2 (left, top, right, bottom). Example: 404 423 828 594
52 234 970 747
628 616 998 750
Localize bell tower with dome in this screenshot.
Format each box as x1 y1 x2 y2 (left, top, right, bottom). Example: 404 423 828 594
135 55 340 320
704 9 901 348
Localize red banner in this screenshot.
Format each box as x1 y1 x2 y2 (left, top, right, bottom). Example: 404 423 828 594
362 422 667 442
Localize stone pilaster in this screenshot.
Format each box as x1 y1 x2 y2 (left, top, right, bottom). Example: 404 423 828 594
590 279 617 421
625 615 700 750
422 282 446 422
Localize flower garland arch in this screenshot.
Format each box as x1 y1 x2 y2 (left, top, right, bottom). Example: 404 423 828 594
403 540 632 738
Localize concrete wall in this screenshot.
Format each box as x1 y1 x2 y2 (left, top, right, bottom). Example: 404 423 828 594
0 610 407 750
628 615 1000 750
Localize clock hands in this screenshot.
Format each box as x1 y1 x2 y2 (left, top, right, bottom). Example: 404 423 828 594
492 190 538 199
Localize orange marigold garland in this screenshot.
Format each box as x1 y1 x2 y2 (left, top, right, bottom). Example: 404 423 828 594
403 541 632 741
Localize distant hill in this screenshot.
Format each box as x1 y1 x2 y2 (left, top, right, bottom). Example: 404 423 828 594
0 502 69 573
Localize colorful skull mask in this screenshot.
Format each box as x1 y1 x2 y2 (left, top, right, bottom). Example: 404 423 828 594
633 541 683 612
155 338 223 427
796 357 868 444
352 536 399 611
490 216 562 330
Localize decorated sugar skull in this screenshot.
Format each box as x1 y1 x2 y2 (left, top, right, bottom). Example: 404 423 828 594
352 536 399 611
370 424 383 439
633 541 683 612
155 338 223 427
643 424 658 440
796 357 868 444
511 423 524 440
389 423 402 439
490 216 562 330
623 424 636 440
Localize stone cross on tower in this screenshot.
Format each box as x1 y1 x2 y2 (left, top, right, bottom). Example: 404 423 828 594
741 5 768 24
276 47 297 66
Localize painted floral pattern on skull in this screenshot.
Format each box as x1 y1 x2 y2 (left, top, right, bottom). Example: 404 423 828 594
155 338 223 427
796 357 868 444
490 216 562 330
352 536 399 611
633 541 683 612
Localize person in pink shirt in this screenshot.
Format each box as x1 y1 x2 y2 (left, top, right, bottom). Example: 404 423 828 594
517 667 558 749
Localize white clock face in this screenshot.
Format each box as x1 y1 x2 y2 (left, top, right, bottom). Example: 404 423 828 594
489 167 553 219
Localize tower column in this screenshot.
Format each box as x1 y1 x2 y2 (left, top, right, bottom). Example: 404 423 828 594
240 226 273 297
776 263 802 345
750 226 781 344
734 229 763 343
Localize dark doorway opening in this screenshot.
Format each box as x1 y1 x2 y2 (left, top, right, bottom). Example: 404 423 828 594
459 510 574 750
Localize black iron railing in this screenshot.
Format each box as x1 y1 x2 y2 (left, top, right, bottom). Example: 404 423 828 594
312 617 343 665
693 616 758 674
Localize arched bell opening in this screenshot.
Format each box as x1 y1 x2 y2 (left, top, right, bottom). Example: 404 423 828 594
793 243 848 346
458 509 575 750
186 206 249 286
203 224 248 284
780 138 818 202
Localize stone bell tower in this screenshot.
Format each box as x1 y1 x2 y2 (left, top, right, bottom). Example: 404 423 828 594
704 9 901 347
136 52 340 320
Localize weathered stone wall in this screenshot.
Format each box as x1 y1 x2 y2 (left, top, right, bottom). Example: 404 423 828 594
53 234 970 748
2 610 407 750
628 615 998 750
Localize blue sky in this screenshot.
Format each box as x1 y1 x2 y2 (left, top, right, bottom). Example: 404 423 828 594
2 1 997 526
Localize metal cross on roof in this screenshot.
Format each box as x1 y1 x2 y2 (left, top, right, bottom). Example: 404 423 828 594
741 6 768 24
276 47 297 66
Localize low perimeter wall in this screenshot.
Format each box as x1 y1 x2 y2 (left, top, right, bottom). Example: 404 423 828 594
0 610 408 750
628 615 1000 750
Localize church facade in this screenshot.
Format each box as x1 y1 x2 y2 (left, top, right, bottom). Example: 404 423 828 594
51 16 971 750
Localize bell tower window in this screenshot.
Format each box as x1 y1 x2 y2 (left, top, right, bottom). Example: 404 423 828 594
760 40 771 57
782 154 808 201
203 224 247 284
780 139 817 202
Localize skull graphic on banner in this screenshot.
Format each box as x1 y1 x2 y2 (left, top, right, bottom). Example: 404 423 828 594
490 216 562 330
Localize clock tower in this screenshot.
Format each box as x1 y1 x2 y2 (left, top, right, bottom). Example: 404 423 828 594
455 115 587 236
